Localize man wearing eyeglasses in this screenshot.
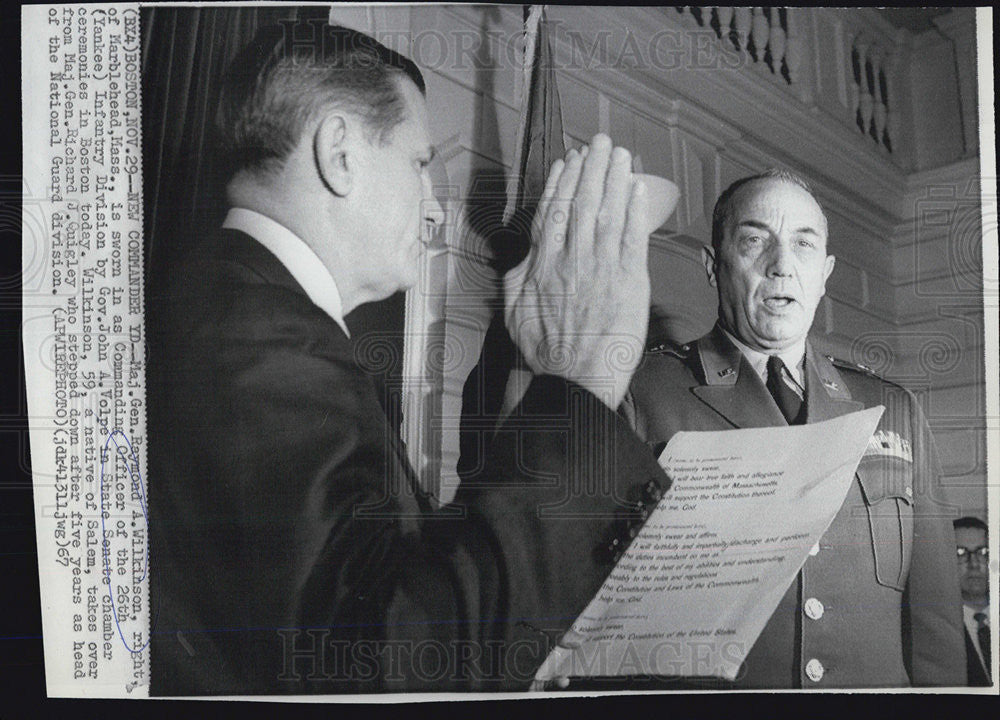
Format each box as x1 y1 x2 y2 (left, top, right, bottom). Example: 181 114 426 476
954 516 992 685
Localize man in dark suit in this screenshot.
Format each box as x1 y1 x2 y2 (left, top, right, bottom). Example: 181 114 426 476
147 23 662 694
616 169 966 688
954 516 991 686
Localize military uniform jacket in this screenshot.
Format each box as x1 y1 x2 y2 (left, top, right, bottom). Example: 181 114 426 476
618 324 965 688
146 228 667 694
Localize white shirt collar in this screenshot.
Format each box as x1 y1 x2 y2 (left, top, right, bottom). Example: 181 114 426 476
222 208 350 338
722 328 806 389
964 603 990 626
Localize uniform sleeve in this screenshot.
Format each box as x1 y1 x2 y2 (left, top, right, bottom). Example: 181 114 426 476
903 394 967 686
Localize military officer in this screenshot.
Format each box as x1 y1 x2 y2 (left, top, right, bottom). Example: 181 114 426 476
615 169 965 688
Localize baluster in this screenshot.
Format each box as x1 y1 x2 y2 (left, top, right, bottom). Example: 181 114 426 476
864 49 878 142
751 7 770 63
869 47 887 147
768 7 786 75
879 53 894 152
784 8 803 84
862 48 878 140
707 6 720 39
855 39 873 138
846 33 861 126
734 7 752 53
717 7 735 45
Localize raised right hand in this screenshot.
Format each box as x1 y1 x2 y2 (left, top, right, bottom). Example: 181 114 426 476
503 134 651 411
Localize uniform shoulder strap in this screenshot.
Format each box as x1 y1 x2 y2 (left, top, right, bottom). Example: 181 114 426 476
645 337 693 360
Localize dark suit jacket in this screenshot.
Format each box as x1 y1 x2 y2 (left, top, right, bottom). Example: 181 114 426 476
146 228 665 694
965 626 991 686
608 324 965 689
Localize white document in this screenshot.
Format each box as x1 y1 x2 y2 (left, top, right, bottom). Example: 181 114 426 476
534 406 885 682
22 3 149 697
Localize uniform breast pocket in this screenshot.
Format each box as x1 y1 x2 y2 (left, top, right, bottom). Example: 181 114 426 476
856 456 915 592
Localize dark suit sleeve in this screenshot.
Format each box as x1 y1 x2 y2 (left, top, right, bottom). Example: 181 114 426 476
152 308 440 693
903 395 966 686
380 375 668 691
150 278 666 693
448 375 668 689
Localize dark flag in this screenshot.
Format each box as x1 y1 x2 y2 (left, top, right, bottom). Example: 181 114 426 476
501 5 566 269
457 6 566 483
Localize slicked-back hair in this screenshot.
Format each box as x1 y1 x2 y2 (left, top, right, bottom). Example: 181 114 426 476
217 21 426 177
954 516 989 533
710 168 824 253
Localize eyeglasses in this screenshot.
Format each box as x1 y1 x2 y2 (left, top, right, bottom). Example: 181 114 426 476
956 546 989 562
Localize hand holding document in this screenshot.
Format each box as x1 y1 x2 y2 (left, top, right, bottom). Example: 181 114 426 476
534 406 885 683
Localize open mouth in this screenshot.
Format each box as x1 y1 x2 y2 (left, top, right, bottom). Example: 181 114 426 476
763 295 797 309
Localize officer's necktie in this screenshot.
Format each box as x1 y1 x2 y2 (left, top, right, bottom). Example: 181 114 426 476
766 355 804 425
974 612 992 677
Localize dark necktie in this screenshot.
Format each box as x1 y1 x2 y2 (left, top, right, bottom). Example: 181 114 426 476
766 355 804 425
974 612 992 677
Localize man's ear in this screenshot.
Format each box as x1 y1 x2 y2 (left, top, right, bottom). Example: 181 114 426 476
314 114 352 197
702 245 718 288
821 254 836 294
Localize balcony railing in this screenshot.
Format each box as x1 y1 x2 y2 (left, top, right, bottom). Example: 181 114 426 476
674 7 902 159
